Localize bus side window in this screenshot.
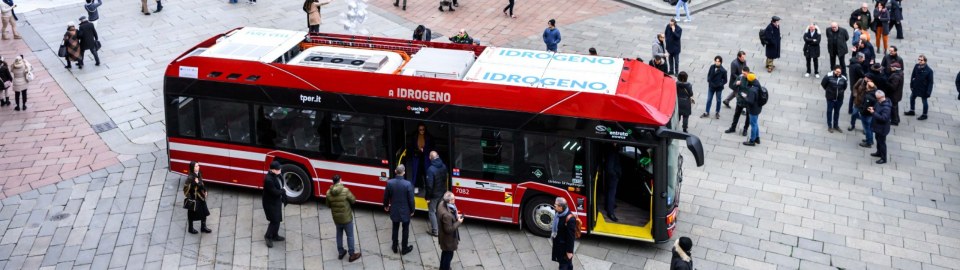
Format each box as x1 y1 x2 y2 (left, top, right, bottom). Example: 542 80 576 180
200 99 249 143
169 96 197 137
453 127 514 181
331 113 386 160
522 134 582 186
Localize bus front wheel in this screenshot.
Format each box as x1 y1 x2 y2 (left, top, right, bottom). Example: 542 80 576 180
523 196 555 237
281 164 313 204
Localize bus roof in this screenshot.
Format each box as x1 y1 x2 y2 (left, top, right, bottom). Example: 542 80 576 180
167 28 677 126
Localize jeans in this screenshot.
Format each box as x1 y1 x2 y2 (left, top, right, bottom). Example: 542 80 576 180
440 250 455 270
667 53 679 75
335 221 356 255
826 99 843 129
805 57 819 74
748 114 759 141
428 198 441 234
674 0 691 21
862 115 874 144
910 92 929 115
391 220 410 249
705 88 722 114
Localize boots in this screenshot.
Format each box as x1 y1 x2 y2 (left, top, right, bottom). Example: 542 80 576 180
155 0 163 12
19 91 25 110
200 219 212 233
188 220 198 234
0 96 8 107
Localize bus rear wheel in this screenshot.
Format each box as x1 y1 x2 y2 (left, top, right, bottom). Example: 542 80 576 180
281 164 313 204
523 196 555 237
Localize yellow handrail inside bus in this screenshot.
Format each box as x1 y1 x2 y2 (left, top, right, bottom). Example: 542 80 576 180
397 149 407 168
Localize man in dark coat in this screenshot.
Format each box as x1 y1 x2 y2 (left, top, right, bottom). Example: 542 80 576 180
849 3 872 30
853 38 875 66
77 16 100 67
887 63 905 125
881 46 903 76
762 16 782 73
262 161 287 248
425 151 447 236
723 51 747 108
671 236 694 270
803 24 822 77
889 0 904 39
905 54 934 120
821 66 848 133
725 67 753 136
870 90 893 164
384 165 415 255
825 22 849 75
551 197 576 270
648 56 668 74
865 63 891 92
847 53 866 114
437 191 462 270
664 18 682 75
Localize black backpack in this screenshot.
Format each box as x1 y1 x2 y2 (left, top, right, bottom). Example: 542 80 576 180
759 28 768 46
757 86 769 106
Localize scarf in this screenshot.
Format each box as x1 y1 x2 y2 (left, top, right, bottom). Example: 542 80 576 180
551 208 569 239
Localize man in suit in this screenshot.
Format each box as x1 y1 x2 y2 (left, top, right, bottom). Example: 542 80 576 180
262 161 287 248
384 165 415 255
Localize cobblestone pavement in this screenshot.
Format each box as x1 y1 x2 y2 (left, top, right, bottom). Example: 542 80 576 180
0 39 120 199
1 0 959 269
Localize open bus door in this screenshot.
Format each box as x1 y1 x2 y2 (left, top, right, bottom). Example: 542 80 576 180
389 119 450 211
589 140 657 241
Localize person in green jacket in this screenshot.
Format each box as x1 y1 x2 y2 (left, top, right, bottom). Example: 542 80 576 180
326 175 361 262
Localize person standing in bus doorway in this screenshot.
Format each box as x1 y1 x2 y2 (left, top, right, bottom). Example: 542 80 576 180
551 197 576 270
543 19 561 53
664 18 682 76
303 0 332 34
263 161 287 248
671 236 694 270
384 165 415 255
407 123 433 192
425 151 447 236
437 191 462 270
183 161 212 234
604 144 621 222
326 174 362 262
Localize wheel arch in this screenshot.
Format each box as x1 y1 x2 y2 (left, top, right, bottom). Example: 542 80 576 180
266 151 320 197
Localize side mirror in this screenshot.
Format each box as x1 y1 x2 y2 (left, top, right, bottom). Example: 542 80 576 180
655 127 705 167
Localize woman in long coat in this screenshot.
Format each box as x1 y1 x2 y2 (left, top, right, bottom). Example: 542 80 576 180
184 161 212 234
0 56 11 107
62 23 81 69
802 24 822 78
10 55 29 111
303 0 331 33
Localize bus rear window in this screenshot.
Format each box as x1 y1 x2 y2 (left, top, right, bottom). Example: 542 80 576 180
170 96 197 137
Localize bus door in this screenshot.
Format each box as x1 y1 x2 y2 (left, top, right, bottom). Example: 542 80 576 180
589 140 656 241
389 119 450 211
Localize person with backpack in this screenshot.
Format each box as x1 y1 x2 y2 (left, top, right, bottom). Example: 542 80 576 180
551 197 578 270
857 81 879 148
742 73 764 146
762 16 782 73
425 151 447 236
821 66 848 133
327 174 362 262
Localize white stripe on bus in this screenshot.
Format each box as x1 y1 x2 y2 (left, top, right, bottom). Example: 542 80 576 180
309 160 384 177
314 178 385 190
169 142 267 161
456 196 518 208
172 158 266 175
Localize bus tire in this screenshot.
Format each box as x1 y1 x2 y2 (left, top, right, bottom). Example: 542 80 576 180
280 163 313 204
523 196 555 237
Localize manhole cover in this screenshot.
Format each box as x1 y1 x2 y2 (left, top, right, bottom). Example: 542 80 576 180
92 121 118 133
50 213 71 221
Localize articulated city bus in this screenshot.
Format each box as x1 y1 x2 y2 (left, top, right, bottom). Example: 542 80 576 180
163 27 704 242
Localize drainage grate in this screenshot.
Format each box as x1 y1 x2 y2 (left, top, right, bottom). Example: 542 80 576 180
49 213 71 221
92 121 118 133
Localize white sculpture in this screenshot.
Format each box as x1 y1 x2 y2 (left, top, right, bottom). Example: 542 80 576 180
340 0 369 35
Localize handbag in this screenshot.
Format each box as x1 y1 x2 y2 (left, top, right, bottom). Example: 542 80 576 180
95 40 101 51
183 198 196 211
58 45 67 57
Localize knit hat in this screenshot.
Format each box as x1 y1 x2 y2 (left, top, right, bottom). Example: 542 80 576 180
678 236 693 254
746 73 757 82
270 161 282 170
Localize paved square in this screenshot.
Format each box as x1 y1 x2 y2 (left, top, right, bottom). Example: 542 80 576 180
0 0 958 269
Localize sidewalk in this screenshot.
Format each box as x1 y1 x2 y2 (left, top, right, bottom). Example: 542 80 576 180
0 38 120 199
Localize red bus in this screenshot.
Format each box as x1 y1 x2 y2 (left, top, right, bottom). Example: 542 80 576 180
164 27 704 242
